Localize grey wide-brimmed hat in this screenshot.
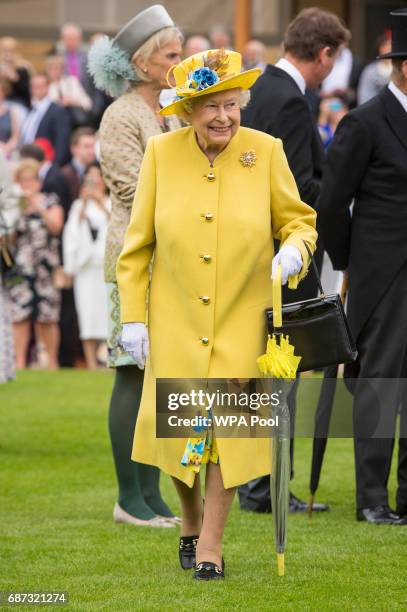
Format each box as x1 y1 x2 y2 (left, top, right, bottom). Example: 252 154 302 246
88 4 175 97
377 9 407 59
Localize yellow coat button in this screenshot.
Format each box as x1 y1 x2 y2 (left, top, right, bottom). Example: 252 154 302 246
200 337 209 345
201 255 212 263
202 213 214 221
206 172 216 181
199 296 211 305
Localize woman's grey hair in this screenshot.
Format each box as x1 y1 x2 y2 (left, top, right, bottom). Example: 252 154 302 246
132 26 183 83
178 89 251 123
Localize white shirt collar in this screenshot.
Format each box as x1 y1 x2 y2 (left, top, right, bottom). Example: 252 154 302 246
388 81 407 113
39 161 52 180
275 58 306 95
72 158 85 178
32 96 52 112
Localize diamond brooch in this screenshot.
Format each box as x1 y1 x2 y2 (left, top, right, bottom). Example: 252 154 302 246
239 150 257 168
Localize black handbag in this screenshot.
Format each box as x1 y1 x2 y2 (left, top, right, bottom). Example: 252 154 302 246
265 242 357 372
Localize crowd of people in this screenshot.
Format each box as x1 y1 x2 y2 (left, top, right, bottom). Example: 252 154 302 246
1 2 407 582
0 19 395 375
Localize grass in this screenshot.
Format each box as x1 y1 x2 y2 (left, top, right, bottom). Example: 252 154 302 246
0 370 406 611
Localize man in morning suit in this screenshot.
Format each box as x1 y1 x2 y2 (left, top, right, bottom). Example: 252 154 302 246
20 73 71 166
319 9 407 525
61 127 96 205
238 7 350 514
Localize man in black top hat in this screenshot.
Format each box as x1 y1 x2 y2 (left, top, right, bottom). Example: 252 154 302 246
319 9 407 525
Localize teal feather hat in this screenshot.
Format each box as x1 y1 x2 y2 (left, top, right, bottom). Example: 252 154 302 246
87 36 137 97
87 4 174 97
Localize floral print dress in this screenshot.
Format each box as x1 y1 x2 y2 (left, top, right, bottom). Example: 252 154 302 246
8 194 61 323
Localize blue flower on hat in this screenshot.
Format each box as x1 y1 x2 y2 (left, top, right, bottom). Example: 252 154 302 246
190 67 219 91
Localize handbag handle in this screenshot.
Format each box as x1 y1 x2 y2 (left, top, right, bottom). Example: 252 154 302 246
272 241 324 330
302 241 324 296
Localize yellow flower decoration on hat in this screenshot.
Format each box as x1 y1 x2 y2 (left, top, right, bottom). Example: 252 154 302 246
160 48 262 116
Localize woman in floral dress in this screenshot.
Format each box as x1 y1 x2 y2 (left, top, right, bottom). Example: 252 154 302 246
8 159 63 369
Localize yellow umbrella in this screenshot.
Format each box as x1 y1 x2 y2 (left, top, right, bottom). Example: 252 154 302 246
257 265 302 577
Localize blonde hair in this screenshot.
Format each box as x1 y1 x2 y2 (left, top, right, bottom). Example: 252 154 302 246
14 159 41 182
178 88 251 122
131 26 183 83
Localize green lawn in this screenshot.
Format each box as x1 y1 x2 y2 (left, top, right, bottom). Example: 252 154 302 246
0 371 406 611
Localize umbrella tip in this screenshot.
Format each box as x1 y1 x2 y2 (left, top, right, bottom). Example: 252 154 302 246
277 553 285 577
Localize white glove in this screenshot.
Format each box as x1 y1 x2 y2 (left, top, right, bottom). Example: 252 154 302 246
121 322 149 370
271 245 303 285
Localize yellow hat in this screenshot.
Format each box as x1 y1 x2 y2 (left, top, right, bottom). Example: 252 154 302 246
160 48 261 116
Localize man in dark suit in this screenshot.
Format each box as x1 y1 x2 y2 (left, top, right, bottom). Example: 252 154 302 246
239 7 350 514
243 7 350 301
61 127 96 204
319 9 407 525
20 73 71 166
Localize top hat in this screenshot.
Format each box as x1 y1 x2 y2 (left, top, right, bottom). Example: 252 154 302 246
159 48 261 116
88 4 175 97
377 9 407 59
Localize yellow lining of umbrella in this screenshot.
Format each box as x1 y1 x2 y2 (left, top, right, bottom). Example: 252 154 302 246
257 265 302 379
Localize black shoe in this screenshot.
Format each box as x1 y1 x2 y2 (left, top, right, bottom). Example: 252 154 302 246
194 559 225 581
356 505 407 525
289 492 330 513
179 535 198 570
396 503 407 518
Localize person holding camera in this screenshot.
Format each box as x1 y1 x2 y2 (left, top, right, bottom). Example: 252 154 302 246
63 162 110 370
8 158 63 369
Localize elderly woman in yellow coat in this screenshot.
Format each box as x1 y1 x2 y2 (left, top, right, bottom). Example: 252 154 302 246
117 49 317 580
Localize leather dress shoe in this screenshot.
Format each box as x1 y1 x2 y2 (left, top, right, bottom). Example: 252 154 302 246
179 535 198 569
396 503 407 518
356 505 407 525
194 558 225 581
289 492 329 513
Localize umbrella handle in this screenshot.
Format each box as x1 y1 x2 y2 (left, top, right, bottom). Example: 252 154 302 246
273 264 283 329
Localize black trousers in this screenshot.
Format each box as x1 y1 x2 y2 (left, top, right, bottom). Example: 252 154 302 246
349 260 407 509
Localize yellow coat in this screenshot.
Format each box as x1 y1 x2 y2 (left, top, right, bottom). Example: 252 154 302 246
117 126 317 488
